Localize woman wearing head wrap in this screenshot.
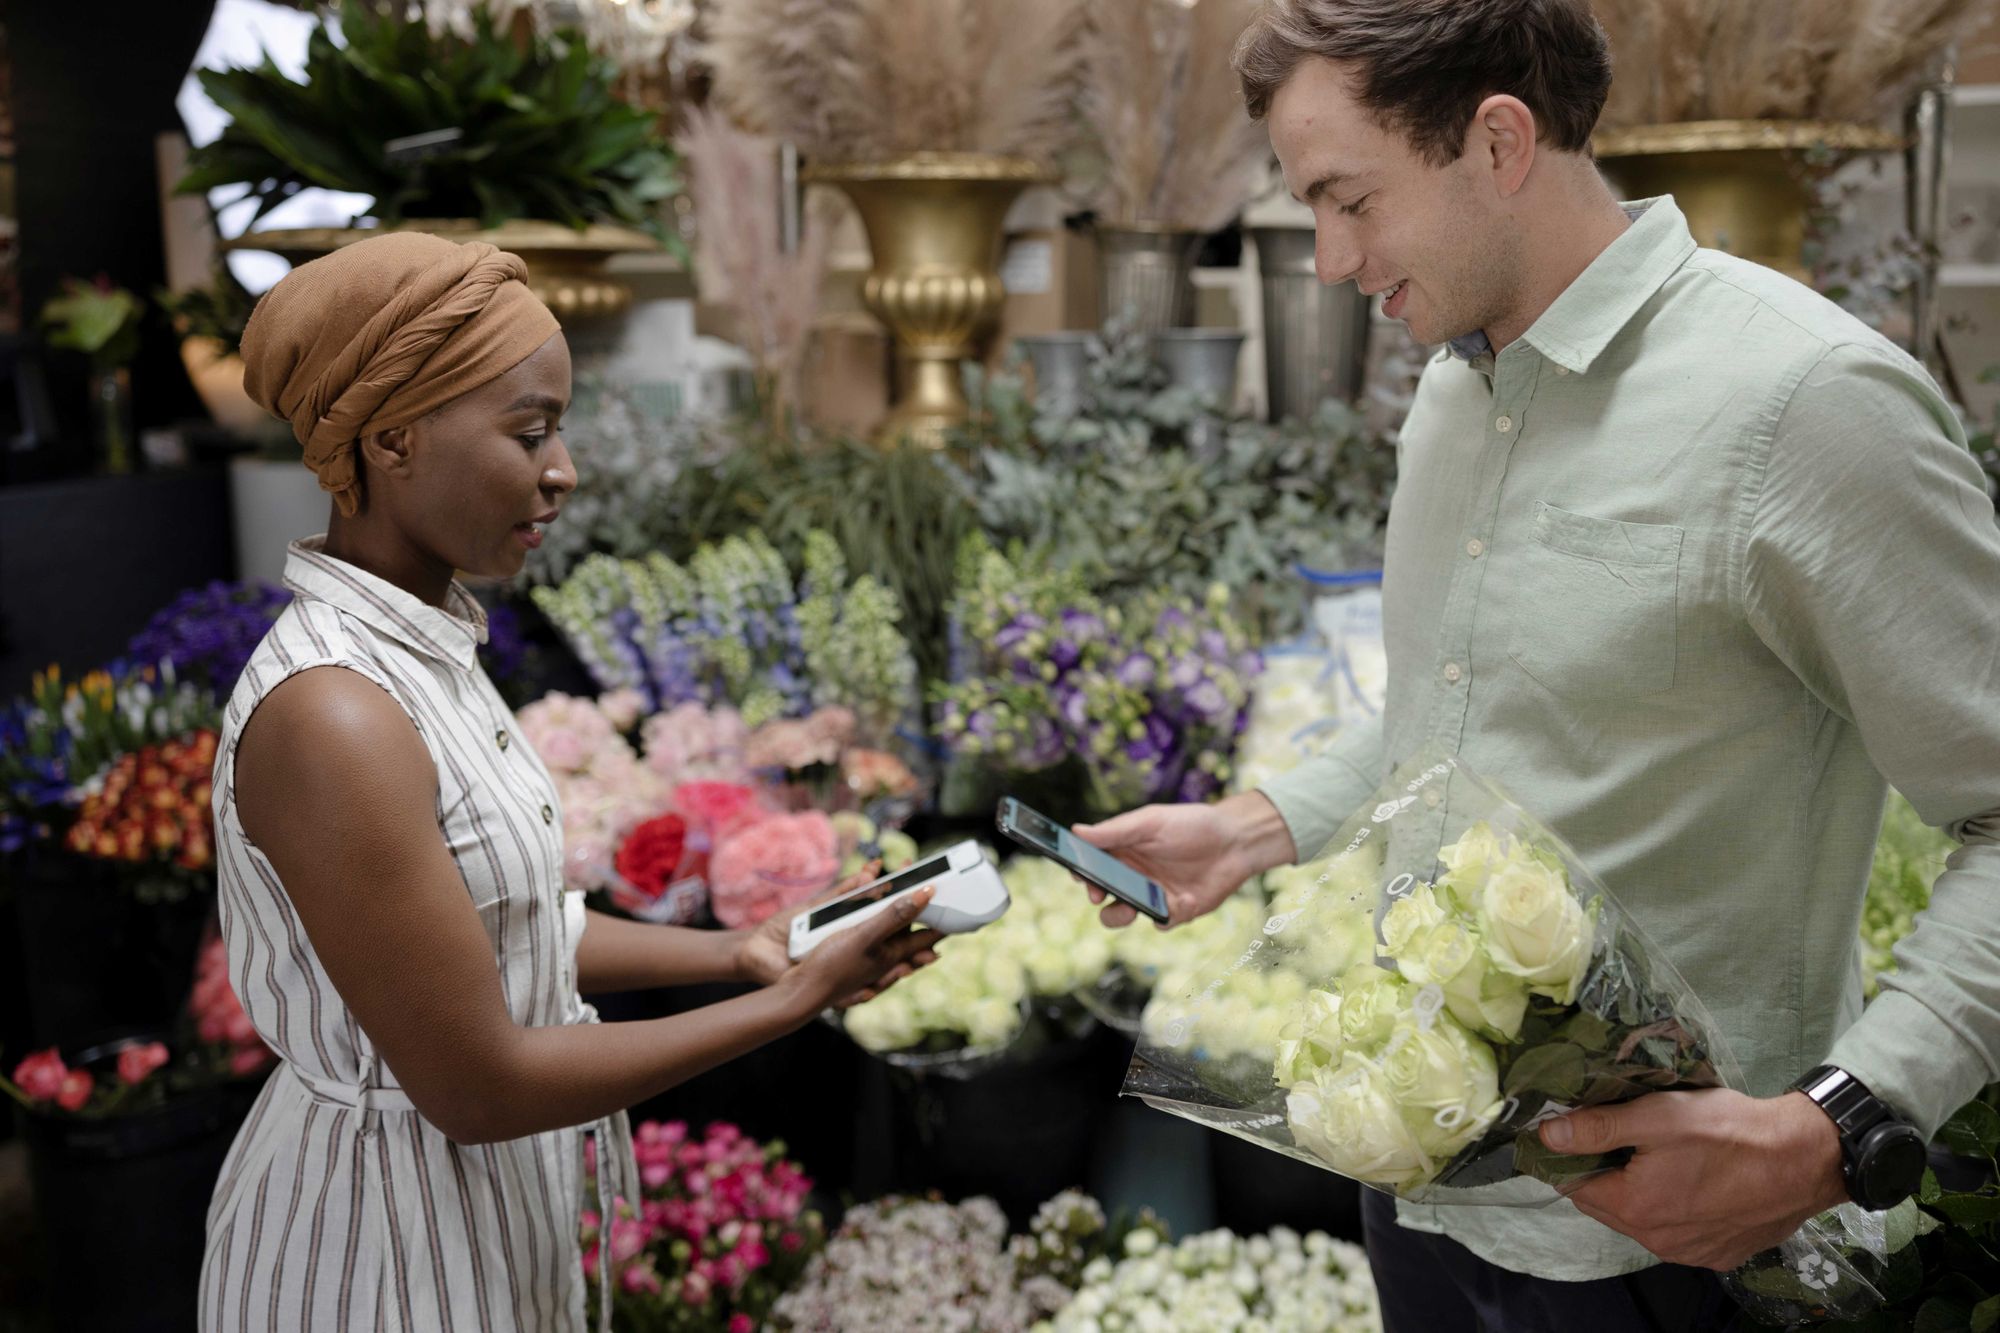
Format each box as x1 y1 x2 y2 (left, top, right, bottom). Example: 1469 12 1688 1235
201 233 938 1332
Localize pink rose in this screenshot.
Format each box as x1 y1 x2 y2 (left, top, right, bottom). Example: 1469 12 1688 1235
609 1216 648 1264
13 1049 67 1102
56 1069 93 1112
581 1241 601 1281
642 704 750 787
596 689 648 733
707 812 839 928
117 1041 170 1086
730 1315 754 1333
679 1272 711 1307
620 1261 662 1296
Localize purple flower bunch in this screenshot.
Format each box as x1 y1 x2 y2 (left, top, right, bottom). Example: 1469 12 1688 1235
125 580 292 697
937 548 1261 813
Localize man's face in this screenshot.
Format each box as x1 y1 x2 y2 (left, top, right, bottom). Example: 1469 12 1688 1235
1268 58 1520 347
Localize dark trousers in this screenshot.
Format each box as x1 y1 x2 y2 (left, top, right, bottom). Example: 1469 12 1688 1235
1361 1189 1747 1333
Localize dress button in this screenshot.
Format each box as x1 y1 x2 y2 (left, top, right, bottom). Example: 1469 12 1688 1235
541 804 554 825
1443 662 1463 683
1494 415 1513 434
496 729 510 751
1466 538 1485 558
1554 366 1570 376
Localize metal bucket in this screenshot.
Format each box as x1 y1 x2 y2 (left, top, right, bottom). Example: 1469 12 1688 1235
1250 226 1371 421
1098 225 1204 334
1012 331 1097 416
1150 328 1248 405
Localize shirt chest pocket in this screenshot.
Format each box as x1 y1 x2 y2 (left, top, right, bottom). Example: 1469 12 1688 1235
1506 502 1683 700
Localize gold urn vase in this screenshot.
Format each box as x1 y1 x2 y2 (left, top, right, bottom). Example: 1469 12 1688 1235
1593 121 1903 281
806 153 1054 449
223 219 664 323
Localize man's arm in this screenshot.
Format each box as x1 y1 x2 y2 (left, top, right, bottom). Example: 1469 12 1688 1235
1742 342 2000 1138
1256 713 1388 865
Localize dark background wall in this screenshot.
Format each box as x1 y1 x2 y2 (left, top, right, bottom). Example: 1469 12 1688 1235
7 0 217 483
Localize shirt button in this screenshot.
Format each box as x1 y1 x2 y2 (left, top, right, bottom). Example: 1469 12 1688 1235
541 804 554 825
1494 415 1513 433
1443 662 1463 683
1466 538 1485 558
496 729 510 751
1423 788 1442 809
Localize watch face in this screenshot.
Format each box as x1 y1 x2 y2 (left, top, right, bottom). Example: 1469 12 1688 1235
1859 1125 1929 1209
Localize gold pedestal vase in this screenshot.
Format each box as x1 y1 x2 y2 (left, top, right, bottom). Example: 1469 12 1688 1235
1593 120 1903 281
807 154 1053 449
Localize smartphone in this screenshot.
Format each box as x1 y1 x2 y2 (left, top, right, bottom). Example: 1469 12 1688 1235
995 797 1171 924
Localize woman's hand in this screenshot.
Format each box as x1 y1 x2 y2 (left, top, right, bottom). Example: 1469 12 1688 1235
735 861 885 988
777 885 943 1015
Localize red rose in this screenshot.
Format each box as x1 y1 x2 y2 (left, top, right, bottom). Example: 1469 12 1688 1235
615 813 691 901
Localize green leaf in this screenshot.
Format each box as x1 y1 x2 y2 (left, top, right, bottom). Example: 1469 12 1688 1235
1915 1297 1973 1333
1502 1043 1588 1099
1970 1295 2000 1333
1923 1169 1944 1204
1939 1101 2000 1163
1931 1192 2000 1227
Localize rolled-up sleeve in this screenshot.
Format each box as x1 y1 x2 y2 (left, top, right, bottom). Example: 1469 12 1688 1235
1742 341 2000 1137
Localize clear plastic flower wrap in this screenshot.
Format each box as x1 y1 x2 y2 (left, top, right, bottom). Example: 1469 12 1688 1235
1124 751 1907 1325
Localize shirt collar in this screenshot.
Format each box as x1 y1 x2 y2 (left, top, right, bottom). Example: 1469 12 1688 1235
1446 196 1698 375
283 536 488 671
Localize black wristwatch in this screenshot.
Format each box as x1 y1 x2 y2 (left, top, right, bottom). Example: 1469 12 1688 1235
1787 1065 1927 1211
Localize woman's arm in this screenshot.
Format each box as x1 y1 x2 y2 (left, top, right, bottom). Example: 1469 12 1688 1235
235 667 936 1145
574 910 751 992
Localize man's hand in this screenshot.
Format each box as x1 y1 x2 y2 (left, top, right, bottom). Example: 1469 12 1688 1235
1071 792 1297 929
1543 1088 1850 1270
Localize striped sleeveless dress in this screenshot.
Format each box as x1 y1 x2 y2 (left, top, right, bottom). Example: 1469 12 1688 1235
200 537 635 1332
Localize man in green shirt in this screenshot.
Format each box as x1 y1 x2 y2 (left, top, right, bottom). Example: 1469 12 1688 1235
1074 1 2000 1327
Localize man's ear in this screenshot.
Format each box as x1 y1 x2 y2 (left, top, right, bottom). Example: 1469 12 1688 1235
356 424 415 481
1472 93 1538 199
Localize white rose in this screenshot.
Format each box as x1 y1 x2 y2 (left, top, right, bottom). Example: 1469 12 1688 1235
1376 1011 1504 1159
1272 988 1345 1087
1379 882 1447 959
1333 964 1410 1052
1285 1055 1437 1189
1398 919 1530 1042
1476 856 1594 1001
1437 821 1512 907
966 996 1023 1048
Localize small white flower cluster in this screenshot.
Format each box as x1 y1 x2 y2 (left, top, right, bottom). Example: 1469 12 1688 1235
769 1195 1034 1333
1036 1226 1380 1333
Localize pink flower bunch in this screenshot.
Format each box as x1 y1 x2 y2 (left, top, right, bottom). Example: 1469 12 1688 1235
743 707 856 774
519 693 671 893
642 703 751 787
582 1121 823 1331
7 1048 96 1112
191 934 276 1077
706 811 840 928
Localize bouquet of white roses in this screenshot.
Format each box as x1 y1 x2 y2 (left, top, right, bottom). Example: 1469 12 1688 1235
1125 751 1904 1326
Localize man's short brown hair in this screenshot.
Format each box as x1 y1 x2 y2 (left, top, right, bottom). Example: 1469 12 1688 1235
1233 0 1613 167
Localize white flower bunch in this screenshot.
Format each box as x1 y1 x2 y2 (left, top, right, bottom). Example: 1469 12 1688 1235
1273 822 1600 1189
1035 1225 1380 1333
1228 650 1344 794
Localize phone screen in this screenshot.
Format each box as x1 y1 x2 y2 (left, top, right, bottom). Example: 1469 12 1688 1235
1001 800 1169 921
805 855 950 930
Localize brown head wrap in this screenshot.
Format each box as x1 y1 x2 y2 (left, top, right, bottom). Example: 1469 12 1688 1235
240 231 560 517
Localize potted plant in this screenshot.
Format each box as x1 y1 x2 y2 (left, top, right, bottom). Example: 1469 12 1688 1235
3 933 275 1333
1589 0 1991 278
39 276 145 474
156 268 274 442
1076 0 1271 338
705 0 1084 445
179 0 686 321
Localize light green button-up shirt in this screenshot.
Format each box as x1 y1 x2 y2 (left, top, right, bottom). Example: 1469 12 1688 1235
1260 196 2000 1281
